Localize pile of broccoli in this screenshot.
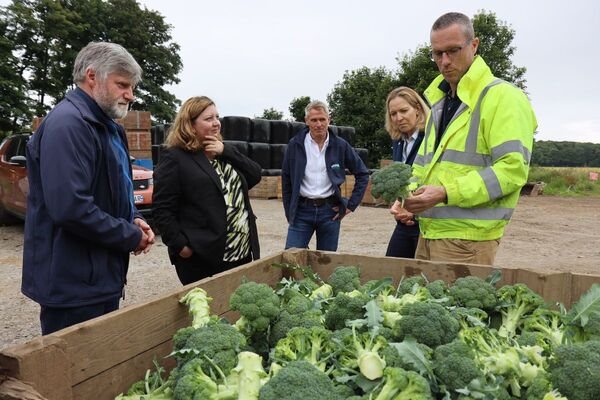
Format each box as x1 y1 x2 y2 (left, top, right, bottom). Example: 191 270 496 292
116 268 600 400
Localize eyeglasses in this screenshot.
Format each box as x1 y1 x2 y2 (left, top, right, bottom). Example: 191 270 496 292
429 39 472 62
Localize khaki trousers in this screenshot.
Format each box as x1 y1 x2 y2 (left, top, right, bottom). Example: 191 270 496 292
415 236 500 265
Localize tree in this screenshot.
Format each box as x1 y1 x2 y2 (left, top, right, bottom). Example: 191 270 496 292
288 96 311 122
327 66 400 167
0 10 31 134
472 11 526 90
257 107 283 120
0 0 182 128
396 9 528 94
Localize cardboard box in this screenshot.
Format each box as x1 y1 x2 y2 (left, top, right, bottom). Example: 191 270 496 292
1 249 599 399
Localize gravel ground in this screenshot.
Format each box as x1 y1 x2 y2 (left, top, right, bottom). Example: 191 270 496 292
1 196 599 350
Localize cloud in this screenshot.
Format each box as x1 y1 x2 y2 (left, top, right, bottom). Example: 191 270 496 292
536 119 600 143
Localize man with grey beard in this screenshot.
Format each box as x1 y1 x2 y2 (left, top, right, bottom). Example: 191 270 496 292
22 42 155 334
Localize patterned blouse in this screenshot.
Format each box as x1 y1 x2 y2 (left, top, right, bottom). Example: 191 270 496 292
210 159 251 262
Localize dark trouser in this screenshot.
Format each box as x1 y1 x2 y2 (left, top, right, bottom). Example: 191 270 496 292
385 220 420 258
174 253 252 285
40 297 120 335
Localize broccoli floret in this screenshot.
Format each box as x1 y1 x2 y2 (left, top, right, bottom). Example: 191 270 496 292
173 351 266 400
172 326 196 353
258 360 342 400
179 287 213 328
425 279 447 299
522 308 566 351
433 340 484 392
172 358 220 400
452 307 489 330
180 321 247 375
548 340 600 400
370 162 413 204
496 283 545 339
360 278 395 297
324 291 370 331
524 371 553 400
397 275 427 296
371 367 433 400
270 308 324 345
448 276 497 311
230 281 280 333
377 287 431 313
333 383 356 399
273 326 335 373
459 326 541 397
327 266 361 295
393 302 459 348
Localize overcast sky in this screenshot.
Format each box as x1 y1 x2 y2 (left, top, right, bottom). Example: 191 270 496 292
5 0 599 143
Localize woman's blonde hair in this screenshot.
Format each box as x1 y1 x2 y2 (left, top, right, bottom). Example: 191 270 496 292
384 87 430 140
165 96 222 151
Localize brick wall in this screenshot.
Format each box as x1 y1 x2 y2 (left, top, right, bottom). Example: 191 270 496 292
117 111 152 159
32 111 153 160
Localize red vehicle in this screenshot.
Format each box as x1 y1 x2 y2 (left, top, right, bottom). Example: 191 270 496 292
0 133 153 224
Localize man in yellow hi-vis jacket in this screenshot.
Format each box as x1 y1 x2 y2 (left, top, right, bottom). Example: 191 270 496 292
398 12 537 265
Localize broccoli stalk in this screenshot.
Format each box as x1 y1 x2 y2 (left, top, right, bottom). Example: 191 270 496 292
179 287 213 329
542 389 568 400
115 361 174 400
310 283 333 300
337 327 387 380
231 351 268 400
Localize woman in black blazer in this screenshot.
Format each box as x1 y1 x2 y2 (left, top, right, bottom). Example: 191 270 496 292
384 87 430 258
152 96 262 285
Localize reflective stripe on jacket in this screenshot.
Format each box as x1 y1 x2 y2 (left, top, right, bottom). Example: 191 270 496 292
413 56 537 241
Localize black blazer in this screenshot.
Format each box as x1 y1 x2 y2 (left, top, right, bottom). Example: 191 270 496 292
152 143 262 271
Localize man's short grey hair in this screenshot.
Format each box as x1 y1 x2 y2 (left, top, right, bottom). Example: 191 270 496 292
72 42 142 85
431 12 474 40
304 100 329 117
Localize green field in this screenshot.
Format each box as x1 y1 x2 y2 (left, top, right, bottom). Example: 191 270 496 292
527 166 600 196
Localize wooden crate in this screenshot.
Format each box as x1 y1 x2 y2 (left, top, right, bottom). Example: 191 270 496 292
360 177 387 206
2 249 600 399
249 176 279 199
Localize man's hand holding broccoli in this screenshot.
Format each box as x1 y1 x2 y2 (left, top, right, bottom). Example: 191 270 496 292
404 184 448 214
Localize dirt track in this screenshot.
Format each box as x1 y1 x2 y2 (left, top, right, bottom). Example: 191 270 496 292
0 195 599 349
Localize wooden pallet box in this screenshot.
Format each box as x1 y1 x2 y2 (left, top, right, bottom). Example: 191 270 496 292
249 176 279 199
2 249 599 399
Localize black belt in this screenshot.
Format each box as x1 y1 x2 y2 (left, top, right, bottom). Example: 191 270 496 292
299 195 337 207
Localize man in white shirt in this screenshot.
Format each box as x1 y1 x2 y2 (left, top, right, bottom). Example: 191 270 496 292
281 100 369 251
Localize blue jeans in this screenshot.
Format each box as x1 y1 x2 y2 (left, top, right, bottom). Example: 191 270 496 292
285 202 341 251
